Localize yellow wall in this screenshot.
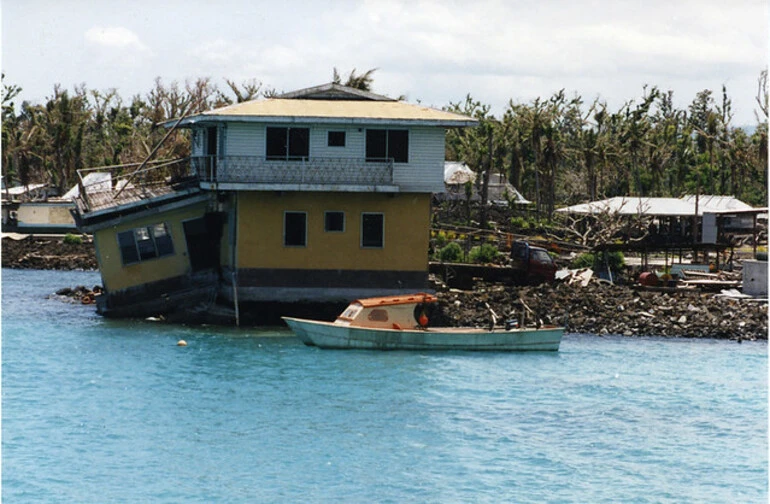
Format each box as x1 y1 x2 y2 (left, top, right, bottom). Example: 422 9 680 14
95 202 209 291
236 192 430 271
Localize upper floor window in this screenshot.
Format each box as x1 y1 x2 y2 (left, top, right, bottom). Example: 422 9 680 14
327 131 346 147
366 129 408 163
117 223 174 266
266 127 309 161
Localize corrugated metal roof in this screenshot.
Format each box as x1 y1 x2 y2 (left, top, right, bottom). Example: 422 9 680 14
681 194 755 212
3 183 47 195
558 197 699 216
557 195 756 217
175 98 477 127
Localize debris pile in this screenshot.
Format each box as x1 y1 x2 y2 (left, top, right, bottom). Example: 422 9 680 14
429 275 767 341
49 285 103 305
2 236 97 270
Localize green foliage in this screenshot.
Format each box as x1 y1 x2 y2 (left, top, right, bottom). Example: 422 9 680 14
509 216 530 230
570 251 625 272
468 243 499 264
433 230 448 248
63 233 83 245
439 242 463 262
1 72 767 210
570 252 596 269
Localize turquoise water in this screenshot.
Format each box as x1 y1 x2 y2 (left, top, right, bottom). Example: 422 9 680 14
2 269 767 503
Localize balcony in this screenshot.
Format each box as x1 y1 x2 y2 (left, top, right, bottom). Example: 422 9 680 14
191 155 397 191
74 156 399 217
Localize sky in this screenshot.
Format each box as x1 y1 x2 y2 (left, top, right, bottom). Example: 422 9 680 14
2 0 768 126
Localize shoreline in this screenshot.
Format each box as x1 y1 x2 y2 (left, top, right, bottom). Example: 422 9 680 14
3 236 767 340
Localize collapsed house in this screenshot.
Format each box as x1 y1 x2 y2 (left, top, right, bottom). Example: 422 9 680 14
72 83 477 323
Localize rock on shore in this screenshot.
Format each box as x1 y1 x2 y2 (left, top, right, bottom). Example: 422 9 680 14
3 235 766 340
2 236 97 270
430 278 767 341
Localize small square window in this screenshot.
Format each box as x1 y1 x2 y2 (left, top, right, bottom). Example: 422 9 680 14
361 213 384 249
328 131 346 147
284 212 307 247
325 211 345 232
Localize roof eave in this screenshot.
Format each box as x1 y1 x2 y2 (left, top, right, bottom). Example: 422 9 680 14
170 115 478 128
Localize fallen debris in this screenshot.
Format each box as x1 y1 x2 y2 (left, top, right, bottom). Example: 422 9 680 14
428 275 767 341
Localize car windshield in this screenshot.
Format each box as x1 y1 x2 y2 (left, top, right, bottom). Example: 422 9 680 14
531 249 552 264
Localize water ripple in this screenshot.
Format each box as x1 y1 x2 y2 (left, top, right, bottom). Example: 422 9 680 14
2 270 767 503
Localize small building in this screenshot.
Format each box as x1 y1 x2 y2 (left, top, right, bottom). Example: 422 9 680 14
1 181 78 233
557 195 760 244
439 163 530 205
73 83 477 323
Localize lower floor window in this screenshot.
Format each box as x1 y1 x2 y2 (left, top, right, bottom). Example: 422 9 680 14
118 223 174 265
361 213 384 248
284 211 307 247
324 211 345 232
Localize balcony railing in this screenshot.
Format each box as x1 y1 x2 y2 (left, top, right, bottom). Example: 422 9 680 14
74 159 197 214
74 155 397 215
191 155 395 187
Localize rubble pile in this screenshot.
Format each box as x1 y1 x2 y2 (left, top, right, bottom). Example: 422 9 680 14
430 276 768 341
2 236 97 270
49 285 102 305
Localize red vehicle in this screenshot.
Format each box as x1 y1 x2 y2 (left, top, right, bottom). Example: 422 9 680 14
510 241 557 285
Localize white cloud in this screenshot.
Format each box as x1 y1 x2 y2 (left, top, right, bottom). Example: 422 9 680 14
85 26 149 52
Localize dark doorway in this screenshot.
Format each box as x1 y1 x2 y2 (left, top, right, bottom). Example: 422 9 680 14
184 213 224 272
205 127 218 179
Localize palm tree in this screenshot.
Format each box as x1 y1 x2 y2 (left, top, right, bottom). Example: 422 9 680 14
332 68 378 91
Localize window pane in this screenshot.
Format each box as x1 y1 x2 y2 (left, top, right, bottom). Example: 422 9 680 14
325 211 345 232
328 131 345 147
136 227 157 260
388 130 409 163
118 230 139 265
266 127 287 160
361 213 384 248
288 128 309 159
153 223 174 257
365 129 387 161
284 212 307 247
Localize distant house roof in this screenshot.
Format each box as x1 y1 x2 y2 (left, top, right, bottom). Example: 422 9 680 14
3 183 47 197
444 162 476 185
171 83 477 128
62 172 113 200
440 166 531 204
557 195 755 217
276 83 395 102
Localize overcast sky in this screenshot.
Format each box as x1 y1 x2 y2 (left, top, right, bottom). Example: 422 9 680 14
2 0 768 125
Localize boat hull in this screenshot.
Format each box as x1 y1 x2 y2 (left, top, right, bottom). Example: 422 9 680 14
282 317 562 351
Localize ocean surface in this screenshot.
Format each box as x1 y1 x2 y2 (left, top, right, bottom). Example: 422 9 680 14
2 268 767 503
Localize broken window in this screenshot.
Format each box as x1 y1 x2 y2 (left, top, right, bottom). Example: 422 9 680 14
117 223 175 266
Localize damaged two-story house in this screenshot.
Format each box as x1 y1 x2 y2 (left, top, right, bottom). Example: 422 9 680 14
72 83 477 323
